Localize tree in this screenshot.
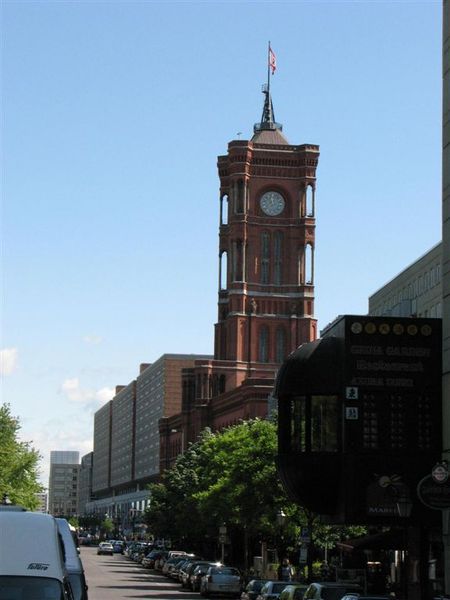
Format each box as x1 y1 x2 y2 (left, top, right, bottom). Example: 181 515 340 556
0 404 43 509
146 421 310 564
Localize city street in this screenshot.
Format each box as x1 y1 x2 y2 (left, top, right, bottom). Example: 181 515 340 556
81 547 200 600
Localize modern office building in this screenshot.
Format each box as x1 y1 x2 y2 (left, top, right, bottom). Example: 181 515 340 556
78 452 94 516
86 354 211 526
368 242 442 318
48 450 80 517
34 492 48 513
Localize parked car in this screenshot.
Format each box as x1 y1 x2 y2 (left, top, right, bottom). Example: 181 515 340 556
279 584 308 600
56 518 88 600
182 560 213 588
303 582 363 600
171 558 193 580
113 541 124 554
189 562 219 591
97 542 114 556
256 581 290 600
241 579 269 600
179 558 204 586
163 556 184 576
200 565 242 597
142 549 168 569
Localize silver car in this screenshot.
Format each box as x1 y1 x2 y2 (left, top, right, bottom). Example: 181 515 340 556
200 565 242 597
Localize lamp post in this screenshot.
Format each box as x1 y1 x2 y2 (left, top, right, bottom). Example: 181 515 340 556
219 524 227 564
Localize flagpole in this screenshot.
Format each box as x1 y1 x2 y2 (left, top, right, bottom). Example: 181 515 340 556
267 40 271 94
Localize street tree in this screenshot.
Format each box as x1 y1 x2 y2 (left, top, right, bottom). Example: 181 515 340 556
0 404 43 509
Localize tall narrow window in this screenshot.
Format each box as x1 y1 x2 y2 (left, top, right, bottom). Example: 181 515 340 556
305 243 313 284
275 327 286 363
273 232 283 284
306 185 314 216
261 232 270 284
221 194 229 225
220 251 228 289
259 326 269 362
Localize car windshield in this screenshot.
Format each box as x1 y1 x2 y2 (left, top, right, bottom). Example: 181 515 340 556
216 567 239 576
0 576 64 600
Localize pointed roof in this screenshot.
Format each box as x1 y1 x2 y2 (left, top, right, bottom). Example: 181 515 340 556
252 84 289 145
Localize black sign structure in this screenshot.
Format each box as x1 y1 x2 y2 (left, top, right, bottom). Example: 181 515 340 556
275 315 443 524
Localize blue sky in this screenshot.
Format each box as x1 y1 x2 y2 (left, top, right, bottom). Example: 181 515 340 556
1 0 442 485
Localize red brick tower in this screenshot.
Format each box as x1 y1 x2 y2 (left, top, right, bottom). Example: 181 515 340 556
215 86 319 366
160 80 320 469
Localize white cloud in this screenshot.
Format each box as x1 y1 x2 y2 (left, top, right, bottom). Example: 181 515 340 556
61 378 114 406
0 347 18 376
82 334 103 345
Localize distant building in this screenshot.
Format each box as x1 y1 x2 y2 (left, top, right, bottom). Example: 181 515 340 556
368 242 442 318
78 452 94 516
48 451 80 517
34 492 48 513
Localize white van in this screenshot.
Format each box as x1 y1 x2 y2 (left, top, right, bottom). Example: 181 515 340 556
0 511 74 599
56 519 88 600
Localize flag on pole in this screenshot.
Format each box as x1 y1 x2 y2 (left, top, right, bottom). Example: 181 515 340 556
269 45 277 75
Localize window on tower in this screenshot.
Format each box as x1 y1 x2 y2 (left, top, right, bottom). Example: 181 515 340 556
275 327 286 363
221 194 229 225
259 326 269 362
306 185 314 217
220 251 228 289
261 232 270 284
273 232 283 284
305 243 313 284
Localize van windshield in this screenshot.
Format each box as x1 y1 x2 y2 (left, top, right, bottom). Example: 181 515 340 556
0 576 64 600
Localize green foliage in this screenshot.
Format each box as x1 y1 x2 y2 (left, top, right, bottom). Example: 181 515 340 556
144 419 366 562
0 404 43 509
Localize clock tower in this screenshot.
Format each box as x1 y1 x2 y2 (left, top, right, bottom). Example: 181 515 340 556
215 85 319 368
160 80 320 467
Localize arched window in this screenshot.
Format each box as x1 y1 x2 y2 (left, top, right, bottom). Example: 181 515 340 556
220 251 228 289
305 243 313 284
221 194 229 225
273 232 283 285
306 185 314 217
261 232 270 284
276 327 286 363
259 326 269 363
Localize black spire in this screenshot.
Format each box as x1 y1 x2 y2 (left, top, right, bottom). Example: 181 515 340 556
253 42 283 134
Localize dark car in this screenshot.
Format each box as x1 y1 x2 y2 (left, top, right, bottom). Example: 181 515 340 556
241 579 270 600
189 562 219 591
303 582 363 600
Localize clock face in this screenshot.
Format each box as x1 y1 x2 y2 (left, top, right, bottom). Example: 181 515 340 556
260 191 285 216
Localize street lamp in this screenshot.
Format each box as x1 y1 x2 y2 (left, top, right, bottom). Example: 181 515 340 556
219 524 227 563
